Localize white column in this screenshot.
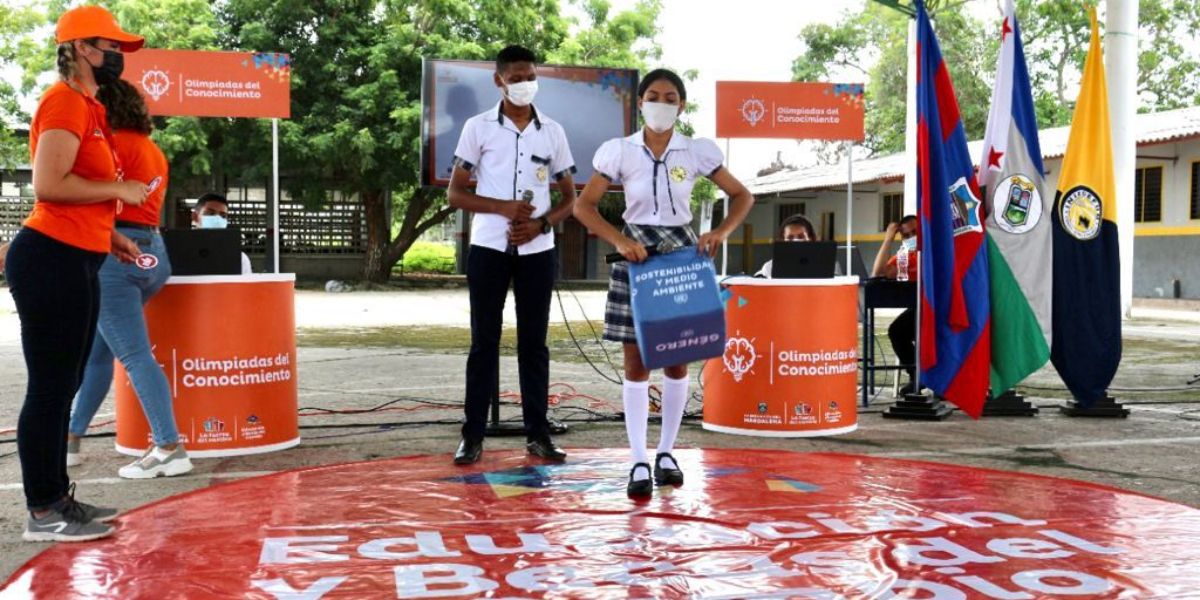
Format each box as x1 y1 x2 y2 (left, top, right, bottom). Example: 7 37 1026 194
272 118 281 274
1106 0 1138 317
903 17 918 217
846 141 853 268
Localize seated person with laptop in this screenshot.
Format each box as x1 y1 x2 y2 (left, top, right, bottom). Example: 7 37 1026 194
163 192 252 276
872 215 919 393
756 214 841 278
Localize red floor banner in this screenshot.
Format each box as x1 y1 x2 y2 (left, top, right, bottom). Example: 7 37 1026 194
4 449 1198 598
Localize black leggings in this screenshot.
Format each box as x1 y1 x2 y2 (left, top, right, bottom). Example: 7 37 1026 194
4 228 106 510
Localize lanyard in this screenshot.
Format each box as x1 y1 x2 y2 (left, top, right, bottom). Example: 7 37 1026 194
68 80 126 213
640 146 678 217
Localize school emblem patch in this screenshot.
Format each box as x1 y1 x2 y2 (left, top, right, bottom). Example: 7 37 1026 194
948 177 983 236
994 174 1042 234
536 166 548 182
1060 185 1102 241
669 166 688 183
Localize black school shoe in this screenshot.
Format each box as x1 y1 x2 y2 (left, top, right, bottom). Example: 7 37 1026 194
526 438 567 462
454 438 483 465
654 452 684 486
627 463 653 497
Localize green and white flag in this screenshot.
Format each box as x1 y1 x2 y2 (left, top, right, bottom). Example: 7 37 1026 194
979 0 1051 394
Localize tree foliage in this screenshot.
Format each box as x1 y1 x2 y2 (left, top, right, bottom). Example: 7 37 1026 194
1 0 664 281
793 1 994 158
792 0 1200 159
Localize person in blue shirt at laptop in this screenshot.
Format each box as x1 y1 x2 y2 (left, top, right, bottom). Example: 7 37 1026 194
191 192 252 275
755 214 843 278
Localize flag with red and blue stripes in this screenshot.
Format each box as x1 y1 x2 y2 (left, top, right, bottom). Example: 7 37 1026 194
915 0 991 417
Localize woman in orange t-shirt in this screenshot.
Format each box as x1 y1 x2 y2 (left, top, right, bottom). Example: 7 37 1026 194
66 79 193 481
2 6 147 543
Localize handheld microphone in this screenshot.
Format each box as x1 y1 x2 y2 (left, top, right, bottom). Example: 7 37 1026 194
605 238 680 264
506 190 536 256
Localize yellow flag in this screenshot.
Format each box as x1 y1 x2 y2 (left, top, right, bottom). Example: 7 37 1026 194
1050 5 1122 405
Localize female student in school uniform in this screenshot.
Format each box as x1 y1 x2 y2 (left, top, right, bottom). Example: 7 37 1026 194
573 69 754 496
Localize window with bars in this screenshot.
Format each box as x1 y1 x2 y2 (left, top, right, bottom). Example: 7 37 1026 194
1134 166 1163 223
1190 162 1199 220
778 202 807 223
880 193 903 231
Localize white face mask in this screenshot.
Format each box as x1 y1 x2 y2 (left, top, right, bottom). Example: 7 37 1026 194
641 101 680 133
199 214 228 229
504 80 538 106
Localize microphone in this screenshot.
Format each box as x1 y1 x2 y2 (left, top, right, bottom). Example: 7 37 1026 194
605 238 680 264
506 190 536 256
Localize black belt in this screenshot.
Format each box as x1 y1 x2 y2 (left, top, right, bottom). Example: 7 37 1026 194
115 220 158 231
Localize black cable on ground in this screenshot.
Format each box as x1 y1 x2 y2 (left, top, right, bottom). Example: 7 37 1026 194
553 281 623 385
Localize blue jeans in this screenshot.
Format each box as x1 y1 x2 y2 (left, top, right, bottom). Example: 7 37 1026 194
70 226 179 446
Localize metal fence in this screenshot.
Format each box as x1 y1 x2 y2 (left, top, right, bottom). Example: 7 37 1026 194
222 187 367 255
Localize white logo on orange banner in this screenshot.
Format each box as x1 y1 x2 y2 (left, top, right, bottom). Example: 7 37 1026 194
739 98 766 127
722 334 758 382
141 69 171 101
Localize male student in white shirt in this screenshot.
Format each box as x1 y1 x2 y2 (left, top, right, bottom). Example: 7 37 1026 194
447 45 577 465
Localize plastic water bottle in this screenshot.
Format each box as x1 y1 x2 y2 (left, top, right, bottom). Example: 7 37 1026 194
896 246 910 282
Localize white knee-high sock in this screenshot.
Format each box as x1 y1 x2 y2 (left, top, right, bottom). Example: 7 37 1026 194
656 375 689 466
623 379 651 479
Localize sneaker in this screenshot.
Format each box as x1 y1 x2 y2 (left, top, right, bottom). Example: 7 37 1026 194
60 483 119 523
66 437 82 467
118 445 193 479
23 506 113 543
56 480 118 523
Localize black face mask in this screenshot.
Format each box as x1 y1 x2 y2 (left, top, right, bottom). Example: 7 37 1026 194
88 45 124 86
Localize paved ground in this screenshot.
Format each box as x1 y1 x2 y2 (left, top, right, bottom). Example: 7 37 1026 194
0 287 1197 581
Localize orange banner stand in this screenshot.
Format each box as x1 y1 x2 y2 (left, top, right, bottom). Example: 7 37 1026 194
122 49 291 119
715 81 864 141
115 274 299 457
702 277 859 437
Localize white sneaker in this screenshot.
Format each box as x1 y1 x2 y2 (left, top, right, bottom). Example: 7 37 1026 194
118 445 193 479
66 437 82 467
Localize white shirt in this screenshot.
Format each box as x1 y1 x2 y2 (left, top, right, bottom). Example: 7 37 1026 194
592 129 725 227
453 102 575 255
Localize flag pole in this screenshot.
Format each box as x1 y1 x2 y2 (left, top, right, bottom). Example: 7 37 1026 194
722 138 731 276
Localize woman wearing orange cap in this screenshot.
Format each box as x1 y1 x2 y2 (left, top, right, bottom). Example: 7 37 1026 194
3 5 148 542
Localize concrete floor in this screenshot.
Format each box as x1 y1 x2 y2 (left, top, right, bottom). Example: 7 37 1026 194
0 288 1196 581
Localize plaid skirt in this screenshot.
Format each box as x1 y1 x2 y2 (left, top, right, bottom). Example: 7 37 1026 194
603 223 699 343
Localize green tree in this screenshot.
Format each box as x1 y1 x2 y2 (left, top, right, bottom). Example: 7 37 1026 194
792 1 994 158
219 0 662 282
0 2 44 170
793 0 1200 160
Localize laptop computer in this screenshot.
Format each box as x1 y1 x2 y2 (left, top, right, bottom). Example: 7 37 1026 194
163 229 242 276
772 241 838 279
836 245 870 279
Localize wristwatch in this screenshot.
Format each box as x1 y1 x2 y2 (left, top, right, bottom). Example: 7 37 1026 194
539 217 552 234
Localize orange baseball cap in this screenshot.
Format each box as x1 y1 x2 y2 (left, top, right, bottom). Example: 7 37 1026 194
56 5 144 52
